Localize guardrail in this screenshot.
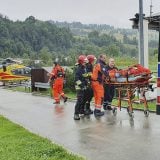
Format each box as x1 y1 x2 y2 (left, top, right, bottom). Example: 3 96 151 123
0 81 32 91
34 82 50 89
21 81 31 91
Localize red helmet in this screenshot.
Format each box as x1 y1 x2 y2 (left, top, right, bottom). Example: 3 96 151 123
77 55 88 65
87 55 97 63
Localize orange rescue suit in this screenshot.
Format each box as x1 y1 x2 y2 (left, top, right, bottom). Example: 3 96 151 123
50 64 66 103
91 63 105 109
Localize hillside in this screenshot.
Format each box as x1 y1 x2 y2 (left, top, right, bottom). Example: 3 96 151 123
51 20 158 43
0 14 158 66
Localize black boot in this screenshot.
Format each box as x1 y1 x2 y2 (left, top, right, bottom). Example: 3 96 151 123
103 101 108 110
94 109 104 117
107 105 112 110
80 110 85 117
103 105 107 110
107 102 112 110
85 109 93 115
74 114 80 120
64 97 68 103
85 103 93 115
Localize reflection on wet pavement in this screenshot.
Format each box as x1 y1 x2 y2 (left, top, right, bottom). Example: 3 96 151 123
0 89 160 160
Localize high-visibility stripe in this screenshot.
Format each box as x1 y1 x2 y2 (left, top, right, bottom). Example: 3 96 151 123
95 105 102 109
157 88 160 96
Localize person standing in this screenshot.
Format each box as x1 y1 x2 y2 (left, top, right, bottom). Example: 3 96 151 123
49 62 68 104
91 54 108 117
74 55 88 120
83 54 97 115
103 58 118 110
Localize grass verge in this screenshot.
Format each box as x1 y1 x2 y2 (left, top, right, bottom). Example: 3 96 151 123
112 99 156 112
0 116 85 160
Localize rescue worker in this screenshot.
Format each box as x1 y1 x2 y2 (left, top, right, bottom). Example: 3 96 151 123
49 62 68 104
83 54 97 115
74 55 89 120
91 54 108 117
2 61 7 72
103 58 118 110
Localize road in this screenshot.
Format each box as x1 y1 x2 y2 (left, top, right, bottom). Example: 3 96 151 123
0 89 160 160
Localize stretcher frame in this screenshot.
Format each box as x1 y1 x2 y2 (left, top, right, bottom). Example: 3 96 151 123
105 76 152 118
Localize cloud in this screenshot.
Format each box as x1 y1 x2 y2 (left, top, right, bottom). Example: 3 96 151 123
0 0 159 28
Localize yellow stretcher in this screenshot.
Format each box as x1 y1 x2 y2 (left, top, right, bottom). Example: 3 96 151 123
105 74 153 118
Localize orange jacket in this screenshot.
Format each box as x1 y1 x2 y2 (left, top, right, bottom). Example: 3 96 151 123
91 62 108 83
50 64 65 80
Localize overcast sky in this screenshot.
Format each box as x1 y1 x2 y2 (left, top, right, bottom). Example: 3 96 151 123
0 0 159 28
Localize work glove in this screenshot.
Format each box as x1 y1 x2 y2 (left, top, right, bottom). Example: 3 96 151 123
75 80 82 91
82 73 89 78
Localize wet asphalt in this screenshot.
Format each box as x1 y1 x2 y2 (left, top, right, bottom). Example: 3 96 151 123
0 89 160 160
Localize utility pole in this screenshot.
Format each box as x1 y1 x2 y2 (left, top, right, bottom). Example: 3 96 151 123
131 1 160 115
150 0 153 18
156 24 160 115
139 0 144 66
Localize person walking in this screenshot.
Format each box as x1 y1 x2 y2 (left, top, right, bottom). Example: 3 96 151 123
91 54 108 117
103 58 118 110
83 54 97 115
49 62 68 104
74 55 89 120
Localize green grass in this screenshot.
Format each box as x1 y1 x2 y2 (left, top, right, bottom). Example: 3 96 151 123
7 86 31 93
7 86 76 99
65 91 76 99
112 99 156 112
114 57 138 68
123 44 137 49
0 116 85 160
113 56 158 72
7 86 52 96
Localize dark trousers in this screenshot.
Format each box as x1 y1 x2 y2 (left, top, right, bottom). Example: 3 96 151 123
83 87 93 110
104 84 115 103
74 87 93 114
74 90 86 114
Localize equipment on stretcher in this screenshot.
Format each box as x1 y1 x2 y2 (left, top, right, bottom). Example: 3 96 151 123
105 64 153 118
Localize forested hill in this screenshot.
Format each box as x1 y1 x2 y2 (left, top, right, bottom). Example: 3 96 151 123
51 20 136 37
51 21 158 48
0 15 73 57
0 15 158 66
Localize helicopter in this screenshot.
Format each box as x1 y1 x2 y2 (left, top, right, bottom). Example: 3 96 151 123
0 58 31 83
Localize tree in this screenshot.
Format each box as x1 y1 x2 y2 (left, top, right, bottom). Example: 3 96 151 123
130 48 137 57
39 47 52 66
107 44 120 56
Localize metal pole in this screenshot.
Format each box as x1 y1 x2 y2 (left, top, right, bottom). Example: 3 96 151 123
158 26 160 62
139 0 144 66
156 25 160 115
